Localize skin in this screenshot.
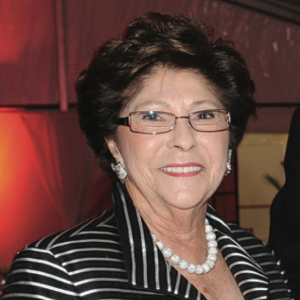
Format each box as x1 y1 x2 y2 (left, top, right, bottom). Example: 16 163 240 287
107 68 242 298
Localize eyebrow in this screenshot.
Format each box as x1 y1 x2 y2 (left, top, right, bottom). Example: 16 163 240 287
190 99 221 109
134 99 221 111
134 100 170 111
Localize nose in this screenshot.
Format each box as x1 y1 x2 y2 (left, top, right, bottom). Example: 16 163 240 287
167 117 198 151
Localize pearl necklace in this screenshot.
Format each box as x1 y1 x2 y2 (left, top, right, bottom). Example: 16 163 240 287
151 218 218 275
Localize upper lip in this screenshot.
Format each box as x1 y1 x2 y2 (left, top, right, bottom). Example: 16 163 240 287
161 163 202 168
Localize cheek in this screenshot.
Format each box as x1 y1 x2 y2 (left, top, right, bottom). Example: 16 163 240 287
201 133 229 165
118 132 161 166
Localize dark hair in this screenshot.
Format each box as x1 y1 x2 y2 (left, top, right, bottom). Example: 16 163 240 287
75 12 256 174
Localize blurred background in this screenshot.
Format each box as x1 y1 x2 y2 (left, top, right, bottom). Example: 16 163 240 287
0 0 299 282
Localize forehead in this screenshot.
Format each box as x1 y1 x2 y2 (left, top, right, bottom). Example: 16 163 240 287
125 67 221 112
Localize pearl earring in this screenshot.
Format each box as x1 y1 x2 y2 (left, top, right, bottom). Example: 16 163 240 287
225 149 232 176
111 162 127 183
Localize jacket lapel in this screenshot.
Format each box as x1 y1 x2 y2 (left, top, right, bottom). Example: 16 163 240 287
112 181 202 299
207 208 269 300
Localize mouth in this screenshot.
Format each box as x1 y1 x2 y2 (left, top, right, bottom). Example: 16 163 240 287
160 164 203 177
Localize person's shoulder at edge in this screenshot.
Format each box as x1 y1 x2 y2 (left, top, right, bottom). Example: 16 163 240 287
13 208 116 258
2 209 116 299
226 221 291 296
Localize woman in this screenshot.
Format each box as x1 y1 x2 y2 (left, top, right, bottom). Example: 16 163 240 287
268 107 300 299
3 12 291 300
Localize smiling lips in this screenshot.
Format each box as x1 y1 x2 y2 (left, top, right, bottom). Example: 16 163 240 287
161 163 203 177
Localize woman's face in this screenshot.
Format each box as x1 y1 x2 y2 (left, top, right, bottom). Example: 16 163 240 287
107 68 229 212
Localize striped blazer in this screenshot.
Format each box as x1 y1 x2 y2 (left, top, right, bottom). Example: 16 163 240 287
3 181 291 300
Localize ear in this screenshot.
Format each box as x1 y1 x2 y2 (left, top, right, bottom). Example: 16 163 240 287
106 138 123 164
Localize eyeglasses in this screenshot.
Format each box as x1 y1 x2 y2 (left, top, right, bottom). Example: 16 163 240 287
116 109 231 134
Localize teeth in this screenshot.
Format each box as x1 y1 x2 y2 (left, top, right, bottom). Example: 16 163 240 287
161 166 202 173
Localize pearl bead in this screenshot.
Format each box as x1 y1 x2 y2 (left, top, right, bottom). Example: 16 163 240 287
196 265 204 274
206 232 216 241
156 241 164 250
208 247 218 255
202 263 211 273
162 247 173 258
208 254 217 262
170 254 180 264
179 260 189 270
207 260 215 268
208 240 218 248
187 264 197 274
205 225 213 233
151 234 157 242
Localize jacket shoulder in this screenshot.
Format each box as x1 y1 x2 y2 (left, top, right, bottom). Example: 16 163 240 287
28 209 117 251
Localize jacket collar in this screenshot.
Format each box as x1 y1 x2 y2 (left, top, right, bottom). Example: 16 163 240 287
112 181 269 300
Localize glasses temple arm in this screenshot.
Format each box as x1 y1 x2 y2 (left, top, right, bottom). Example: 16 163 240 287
116 117 129 126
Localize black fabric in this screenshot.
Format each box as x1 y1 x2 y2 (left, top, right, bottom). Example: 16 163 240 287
268 107 300 299
3 181 291 299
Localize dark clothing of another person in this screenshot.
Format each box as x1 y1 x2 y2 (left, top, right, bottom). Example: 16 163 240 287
269 107 300 299
3 181 290 300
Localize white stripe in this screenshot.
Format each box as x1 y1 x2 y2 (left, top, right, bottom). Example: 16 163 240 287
237 236 257 242
51 238 120 249
243 287 268 296
174 272 181 295
2 293 56 300
75 277 128 286
116 183 136 285
166 260 172 292
153 241 160 290
244 244 264 250
252 252 270 258
13 258 67 273
76 230 118 236
62 257 124 266
5 281 78 296
197 291 202 300
136 211 148 288
80 287 159 297
238 278 268 287
69 267 126 276
234 269 268 279
23 247 52 255
9 269 73 285
185 281 191 298
229 260 266 272
265 270 282 275
55 247 122 258
270 289 292 294
225 252 252 261
270 279 285 284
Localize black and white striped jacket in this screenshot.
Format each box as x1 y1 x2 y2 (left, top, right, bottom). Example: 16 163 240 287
3 181 291 299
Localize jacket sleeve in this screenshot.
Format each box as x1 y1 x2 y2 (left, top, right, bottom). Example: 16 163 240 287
2 246 81 300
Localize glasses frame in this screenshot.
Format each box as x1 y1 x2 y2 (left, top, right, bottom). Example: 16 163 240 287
116 109 231 134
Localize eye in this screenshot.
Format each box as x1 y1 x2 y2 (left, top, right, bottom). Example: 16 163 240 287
141 111 164 121
195 111 216 120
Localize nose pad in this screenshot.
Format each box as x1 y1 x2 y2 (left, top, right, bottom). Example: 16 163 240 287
187 122 192 128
